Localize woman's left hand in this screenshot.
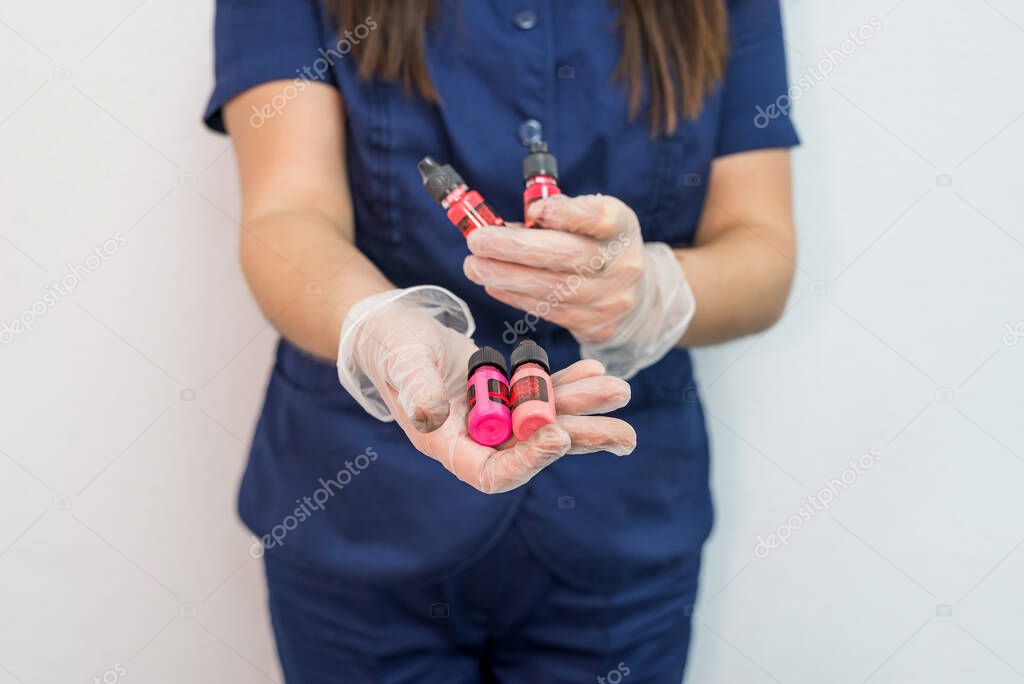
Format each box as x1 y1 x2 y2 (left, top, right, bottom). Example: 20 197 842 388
465 194 644 344
463 193 696 379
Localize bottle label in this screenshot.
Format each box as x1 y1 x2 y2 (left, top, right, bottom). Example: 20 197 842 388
510 376 548 408
467 379 510 410
524 176 561 205
456 199 505 236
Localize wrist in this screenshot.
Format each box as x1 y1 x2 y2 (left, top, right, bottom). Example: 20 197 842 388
576 242 695 379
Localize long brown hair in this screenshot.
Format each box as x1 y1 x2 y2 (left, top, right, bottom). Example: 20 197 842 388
333 0 729 135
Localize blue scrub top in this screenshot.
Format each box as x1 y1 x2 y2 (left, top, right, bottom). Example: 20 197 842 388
205 0 798 590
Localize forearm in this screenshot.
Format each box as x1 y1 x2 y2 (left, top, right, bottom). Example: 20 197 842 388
674 222 795 347
240 210 393 361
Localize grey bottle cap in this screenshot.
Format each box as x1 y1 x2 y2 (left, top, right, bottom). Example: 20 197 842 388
522 141 558 181
468 346 508 377
510 339 549 373
418 156 464 203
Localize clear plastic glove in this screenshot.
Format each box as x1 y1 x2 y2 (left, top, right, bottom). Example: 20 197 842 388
463 193 695 379
337 286 636 494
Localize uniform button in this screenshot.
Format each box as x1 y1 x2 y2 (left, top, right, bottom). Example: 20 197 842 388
514 9 537 30
518 118 543 146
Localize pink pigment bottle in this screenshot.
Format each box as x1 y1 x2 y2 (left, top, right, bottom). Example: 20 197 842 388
509 340 557 440
466 347 512 446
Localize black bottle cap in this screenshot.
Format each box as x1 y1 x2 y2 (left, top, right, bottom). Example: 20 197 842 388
418 156 464 203
522 141 558 182
468 346 508 377
510 339 549 373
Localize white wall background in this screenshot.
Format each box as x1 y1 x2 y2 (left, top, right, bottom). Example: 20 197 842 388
1 0 1022 682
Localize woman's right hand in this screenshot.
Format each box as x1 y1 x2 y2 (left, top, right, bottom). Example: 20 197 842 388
338 287 637 494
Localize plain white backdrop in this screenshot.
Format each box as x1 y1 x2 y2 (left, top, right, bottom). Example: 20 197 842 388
2 0 1023 682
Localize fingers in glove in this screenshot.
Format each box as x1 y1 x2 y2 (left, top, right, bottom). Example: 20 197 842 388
526 194 638 241
558 415 637 456
551 359 605 386
464 255 571 295
451 423 572 494
553 374 631 416
482 286 593 329
466 224 600 272
469 260 630 318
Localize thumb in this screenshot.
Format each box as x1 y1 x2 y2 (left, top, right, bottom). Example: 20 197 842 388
383 343 452 433
528 193 634 241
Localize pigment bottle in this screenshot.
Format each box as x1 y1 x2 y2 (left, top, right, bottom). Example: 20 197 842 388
466 346 512 446
418 156 505 237
522 141 561 227
509 339 557 440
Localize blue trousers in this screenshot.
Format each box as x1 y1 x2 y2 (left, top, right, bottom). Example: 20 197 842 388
265 523 700 683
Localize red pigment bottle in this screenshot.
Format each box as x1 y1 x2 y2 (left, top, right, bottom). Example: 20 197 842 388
418 156 505 237
522 141 561 227
509 339 557 440
466 346 512 446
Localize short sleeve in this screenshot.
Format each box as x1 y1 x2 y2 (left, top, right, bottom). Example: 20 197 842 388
203 0 336 133
714 0 800 158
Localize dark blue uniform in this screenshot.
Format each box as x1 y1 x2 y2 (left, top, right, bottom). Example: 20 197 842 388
205 1 798 680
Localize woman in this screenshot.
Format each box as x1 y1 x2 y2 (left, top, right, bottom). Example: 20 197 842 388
205 0 797 680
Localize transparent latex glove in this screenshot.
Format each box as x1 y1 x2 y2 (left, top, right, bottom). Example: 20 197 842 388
337 287 637 494
463 193 695 379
